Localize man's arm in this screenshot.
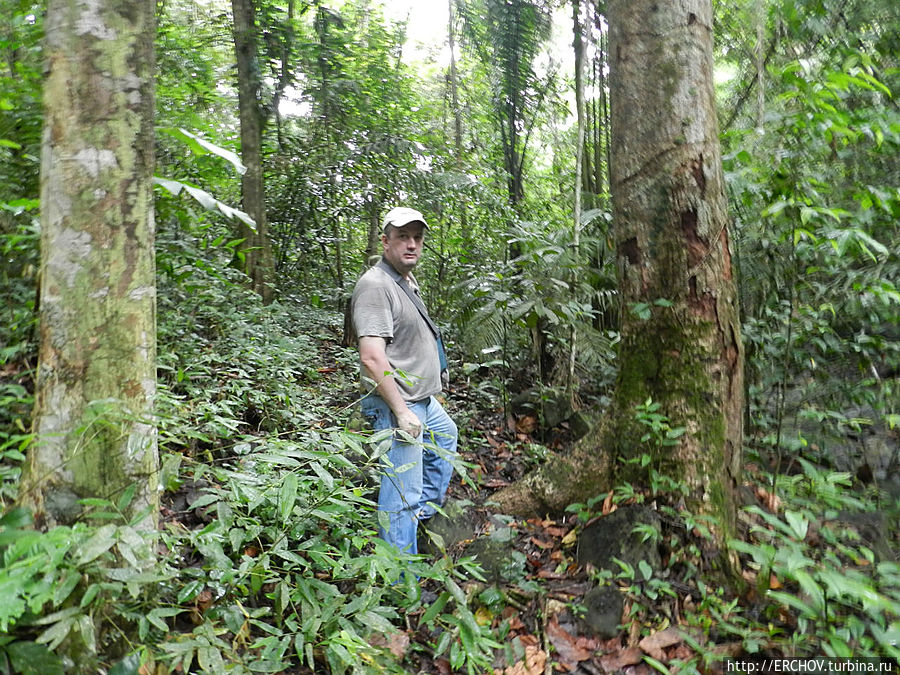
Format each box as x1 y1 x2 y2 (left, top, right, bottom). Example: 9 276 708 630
358 335 422 437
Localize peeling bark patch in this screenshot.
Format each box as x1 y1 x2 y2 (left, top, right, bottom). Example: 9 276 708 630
48 229 92 286
75 0 117 40
691 155 706 195
720 228 732 280
73 148 118 178
620 237 641 266
680 208 707 267
128 286 155 301
687 276 716 318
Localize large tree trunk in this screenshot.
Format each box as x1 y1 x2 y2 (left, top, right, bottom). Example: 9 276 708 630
232 0 276 303
495 0 744 535
568 0 586 402
21 0 159 530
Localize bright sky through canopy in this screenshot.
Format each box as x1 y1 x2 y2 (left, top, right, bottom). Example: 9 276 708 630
381 0 452 65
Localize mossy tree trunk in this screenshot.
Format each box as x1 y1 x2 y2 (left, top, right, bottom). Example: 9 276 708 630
232 0 276 303
21 0 159 530
495 0 744 535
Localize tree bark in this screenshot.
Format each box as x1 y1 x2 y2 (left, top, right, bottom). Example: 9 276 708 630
495 0 744 536
569 0 586 403
448 0 464 171
232 0 276 303
21 0 159 530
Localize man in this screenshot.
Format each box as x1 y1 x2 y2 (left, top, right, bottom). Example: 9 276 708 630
350 206 457 555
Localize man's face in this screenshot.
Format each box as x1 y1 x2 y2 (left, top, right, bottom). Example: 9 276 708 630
382 222 425 275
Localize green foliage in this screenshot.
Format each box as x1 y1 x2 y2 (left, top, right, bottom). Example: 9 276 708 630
0 207 38 510
0 2 43 205
457 0 557 204
451 217 617 394
2 0 898 670
729 460 900 657
573 421 900 667
0 501 164 673
724 25 900 477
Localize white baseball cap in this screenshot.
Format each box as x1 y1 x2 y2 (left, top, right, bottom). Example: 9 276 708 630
382 206 428 233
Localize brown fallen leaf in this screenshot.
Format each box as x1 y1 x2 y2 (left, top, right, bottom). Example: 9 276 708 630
189 588 214 625
755 486 781 511
602 492 616 515
501 645 547 675
546 614 594 668
503 611 525 631
518 633 540 647
638 626 683 662
516 415 537 434
368 630 410 658
599 647 643 672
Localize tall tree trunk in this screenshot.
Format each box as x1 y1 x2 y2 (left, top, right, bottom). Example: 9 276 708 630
584 5 609 209
495 0 744 539
568 0 586 402
232 0 276 303
364 197 382 262
448 0 464 170
446 0 470 266
22 0 159 532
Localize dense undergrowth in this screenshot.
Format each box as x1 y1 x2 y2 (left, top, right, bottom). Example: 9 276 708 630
1 225 899 673
1 0 899 669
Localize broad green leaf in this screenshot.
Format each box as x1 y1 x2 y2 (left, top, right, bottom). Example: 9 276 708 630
197 646 225 673
639 559 653 581
158 127 246 175
421 591 451 624
153 177 257 229
279 472 298 523
784 510 809 540
77 614 96 654
116 483 137 513
77 524 117 565
36 615 76 650
767 590 818 618
108 652 142 675
0 507 32 529
6 640 64 675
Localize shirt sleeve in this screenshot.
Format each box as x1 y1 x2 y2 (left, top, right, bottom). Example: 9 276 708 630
352 280 394 341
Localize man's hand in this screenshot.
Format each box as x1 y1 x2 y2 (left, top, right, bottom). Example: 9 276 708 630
395 408 422 438
358 336 422 438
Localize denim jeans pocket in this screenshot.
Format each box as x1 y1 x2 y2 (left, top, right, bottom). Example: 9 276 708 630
361 396 393 431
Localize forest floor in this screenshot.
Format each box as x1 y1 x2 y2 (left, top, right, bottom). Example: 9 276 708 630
305 318 899 674
150 303 897 674
407 398 717 675
312 324 752 675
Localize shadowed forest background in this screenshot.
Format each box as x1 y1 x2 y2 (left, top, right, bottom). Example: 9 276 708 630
0 0 898 673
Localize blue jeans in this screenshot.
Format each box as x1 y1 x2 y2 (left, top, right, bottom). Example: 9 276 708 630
361 394 457 555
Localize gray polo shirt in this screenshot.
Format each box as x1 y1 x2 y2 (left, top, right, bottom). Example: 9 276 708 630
350 265 441 401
